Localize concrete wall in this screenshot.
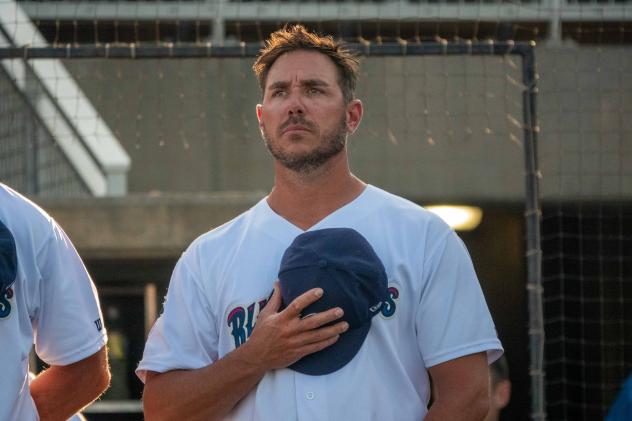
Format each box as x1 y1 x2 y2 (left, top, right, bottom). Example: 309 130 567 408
58 44 631 203
39 191 264 259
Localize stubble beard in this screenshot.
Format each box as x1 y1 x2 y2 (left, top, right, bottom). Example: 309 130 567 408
262 115 348 175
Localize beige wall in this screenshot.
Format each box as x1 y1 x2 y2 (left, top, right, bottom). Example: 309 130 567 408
39 192 264 259
61 45 631 203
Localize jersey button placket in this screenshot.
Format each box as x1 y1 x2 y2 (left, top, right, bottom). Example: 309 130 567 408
295 374 327 421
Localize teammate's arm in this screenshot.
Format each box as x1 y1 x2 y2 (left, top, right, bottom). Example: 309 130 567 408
30 345 110 421
426 352 490 421
142 283 347 421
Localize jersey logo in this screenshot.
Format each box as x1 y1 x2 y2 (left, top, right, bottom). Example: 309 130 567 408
94 318 103 331
226 285 400 348
0 286 14 319
379 284 399 319
227 298 269 349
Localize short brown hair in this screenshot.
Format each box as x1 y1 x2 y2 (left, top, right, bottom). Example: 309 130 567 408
253 25 360 104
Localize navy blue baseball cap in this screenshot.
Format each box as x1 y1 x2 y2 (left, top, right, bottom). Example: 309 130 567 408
0 219 17 295
278 228 388 376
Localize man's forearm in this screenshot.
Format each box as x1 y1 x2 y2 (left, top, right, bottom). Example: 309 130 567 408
30 346 110 421
143 343 268 421
426 352 490 421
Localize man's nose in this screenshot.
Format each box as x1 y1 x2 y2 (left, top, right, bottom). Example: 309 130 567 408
286 92 305 115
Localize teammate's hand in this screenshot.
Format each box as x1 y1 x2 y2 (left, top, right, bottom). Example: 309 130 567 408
241 282 348 371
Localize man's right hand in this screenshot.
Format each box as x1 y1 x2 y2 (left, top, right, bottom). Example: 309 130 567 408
143 282 348 421
241 282 348 371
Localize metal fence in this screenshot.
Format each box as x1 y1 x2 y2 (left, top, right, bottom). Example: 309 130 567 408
0 67 90 196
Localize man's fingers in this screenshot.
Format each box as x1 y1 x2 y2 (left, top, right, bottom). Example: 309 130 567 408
299 307 344 330
296 334 341 358
292 321 349 347
281 288 324 319
260 282 281 316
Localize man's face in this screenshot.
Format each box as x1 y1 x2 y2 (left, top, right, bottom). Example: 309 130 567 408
256 50 359 174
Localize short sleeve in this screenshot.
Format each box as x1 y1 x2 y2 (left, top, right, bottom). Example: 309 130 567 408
33 222 107 366
136 252 218 383
416 229 503 367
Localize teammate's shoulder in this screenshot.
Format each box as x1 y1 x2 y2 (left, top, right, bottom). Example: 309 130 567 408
0 184 57 238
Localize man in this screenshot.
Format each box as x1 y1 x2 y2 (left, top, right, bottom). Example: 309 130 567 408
0 183 110 420
138 25 502 421
484 355 511 421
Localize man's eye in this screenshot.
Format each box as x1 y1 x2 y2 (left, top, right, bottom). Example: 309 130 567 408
272 90 286 97
307 88 321 94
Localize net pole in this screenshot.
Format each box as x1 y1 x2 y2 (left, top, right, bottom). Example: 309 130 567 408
521 44 546 421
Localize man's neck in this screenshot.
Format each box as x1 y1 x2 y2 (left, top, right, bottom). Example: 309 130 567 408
267 153 366 231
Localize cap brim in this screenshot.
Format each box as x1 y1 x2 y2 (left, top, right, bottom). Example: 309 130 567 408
288 320 371 376
0 220 17 292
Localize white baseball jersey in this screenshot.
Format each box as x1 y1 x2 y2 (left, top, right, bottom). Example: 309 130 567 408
137 184 503 420
0 184 108 421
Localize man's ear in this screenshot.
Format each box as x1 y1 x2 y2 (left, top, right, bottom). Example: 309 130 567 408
492 379 512 409
346 99 363 134
256 104 264 128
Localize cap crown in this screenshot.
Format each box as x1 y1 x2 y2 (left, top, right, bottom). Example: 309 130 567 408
279 228 388 327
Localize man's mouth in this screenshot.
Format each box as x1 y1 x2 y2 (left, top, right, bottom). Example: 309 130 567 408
283 125 311 134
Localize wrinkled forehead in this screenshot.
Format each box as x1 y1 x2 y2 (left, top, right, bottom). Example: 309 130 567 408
265 50 340 89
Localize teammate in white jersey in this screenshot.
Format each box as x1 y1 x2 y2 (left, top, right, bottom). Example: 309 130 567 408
138 24 503 421
0 183 110 420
